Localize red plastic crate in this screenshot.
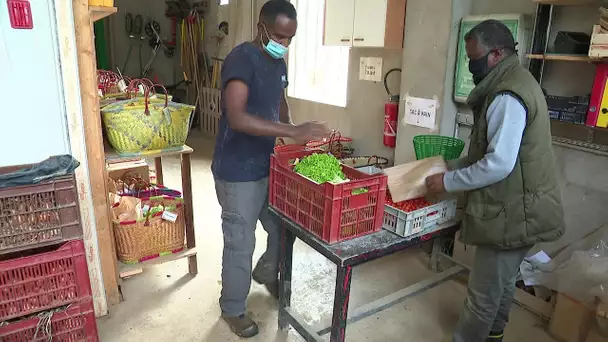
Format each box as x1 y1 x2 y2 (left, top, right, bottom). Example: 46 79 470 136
0 171 82 255
269 151 387 244
0 240 92 321
0 300 98 341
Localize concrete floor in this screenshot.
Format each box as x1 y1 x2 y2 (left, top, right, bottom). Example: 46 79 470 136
97 133 556 342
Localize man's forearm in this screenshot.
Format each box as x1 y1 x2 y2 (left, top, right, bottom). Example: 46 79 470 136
228 110 296 138
443 94 526 193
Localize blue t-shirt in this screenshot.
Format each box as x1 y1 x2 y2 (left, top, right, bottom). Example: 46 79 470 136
211 42 288 182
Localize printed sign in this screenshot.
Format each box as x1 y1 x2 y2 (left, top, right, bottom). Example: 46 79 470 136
162 211 178 223
404 96 437 129
359 57 383 82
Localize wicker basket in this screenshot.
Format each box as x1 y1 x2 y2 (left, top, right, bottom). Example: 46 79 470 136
112 196 185 263
101 93 194 155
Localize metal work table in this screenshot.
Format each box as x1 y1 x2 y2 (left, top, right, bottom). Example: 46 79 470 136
271 208 465 342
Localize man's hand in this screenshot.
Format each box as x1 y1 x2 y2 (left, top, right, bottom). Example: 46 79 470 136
426 173 446 194
291 121 330 144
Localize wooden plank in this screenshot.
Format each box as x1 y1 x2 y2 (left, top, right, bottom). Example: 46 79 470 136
180 154 198 275
526 53 599 62
513 287 554 321
533 0 599 5
55 0 109 316
119 268 143 278
544 54 593 62
384 0 407 49
527 54 545 60
118 247 197 274
89 6 117 22
105 145 194 163
73 0 121 310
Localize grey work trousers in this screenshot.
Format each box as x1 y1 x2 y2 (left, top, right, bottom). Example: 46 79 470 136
214 177 281 317
453 245 531 342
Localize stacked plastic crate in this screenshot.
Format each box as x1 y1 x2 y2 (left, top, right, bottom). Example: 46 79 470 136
0 171 98 341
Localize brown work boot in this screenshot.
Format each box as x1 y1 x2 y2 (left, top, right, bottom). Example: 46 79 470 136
222 314 259 338
262 280 279 299
252 262 279 299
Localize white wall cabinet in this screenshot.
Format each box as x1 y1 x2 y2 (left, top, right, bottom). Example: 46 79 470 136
324 0 406 49
324 0 355 47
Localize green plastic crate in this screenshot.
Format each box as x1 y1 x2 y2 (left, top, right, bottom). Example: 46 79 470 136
413 135 465 161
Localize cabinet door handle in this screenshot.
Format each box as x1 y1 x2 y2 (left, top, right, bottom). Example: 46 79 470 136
340 38 351 42
354 38 364 41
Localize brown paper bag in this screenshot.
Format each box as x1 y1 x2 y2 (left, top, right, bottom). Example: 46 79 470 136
383 156 447 202
111 196 142 221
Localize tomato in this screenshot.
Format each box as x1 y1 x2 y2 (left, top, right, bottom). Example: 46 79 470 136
385 190 431 212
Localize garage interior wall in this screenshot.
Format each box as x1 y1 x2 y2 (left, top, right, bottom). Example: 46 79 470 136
207 0 401 161
108 0 183 85
203 0 606 253
396 0 608 254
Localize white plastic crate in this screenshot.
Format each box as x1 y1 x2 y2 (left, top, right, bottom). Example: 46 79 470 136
355 165 383 175
382 198 457 238
201 87 221 137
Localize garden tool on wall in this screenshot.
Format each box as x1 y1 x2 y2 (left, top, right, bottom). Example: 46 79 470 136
122 13 144 75
210 22 228 89
141 19 176 77
141 21 163 78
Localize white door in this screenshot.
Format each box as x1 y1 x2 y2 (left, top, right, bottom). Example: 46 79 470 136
352 0 388 47
323 0 355 46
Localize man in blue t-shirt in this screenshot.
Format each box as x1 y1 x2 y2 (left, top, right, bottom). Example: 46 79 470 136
211 0 328 338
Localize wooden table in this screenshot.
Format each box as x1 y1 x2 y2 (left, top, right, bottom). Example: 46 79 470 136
270 208 463 342
105 145 198 278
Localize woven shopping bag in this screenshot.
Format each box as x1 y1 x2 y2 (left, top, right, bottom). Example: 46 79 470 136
112 196 185 263
101 91 195 155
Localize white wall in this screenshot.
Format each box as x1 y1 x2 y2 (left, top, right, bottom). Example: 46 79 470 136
0 0 70 167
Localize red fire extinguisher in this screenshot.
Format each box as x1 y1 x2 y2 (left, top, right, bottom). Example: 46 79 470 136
383 68 401 148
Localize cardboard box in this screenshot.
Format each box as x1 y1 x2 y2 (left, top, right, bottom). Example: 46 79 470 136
107 159 149 183
549 293 608 342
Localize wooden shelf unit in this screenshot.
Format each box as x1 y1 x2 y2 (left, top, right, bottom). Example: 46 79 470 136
90 6 117 22
528 2 607 148
533 0 600 5
105 145 199 282
550 120 608 154
526 53 604 62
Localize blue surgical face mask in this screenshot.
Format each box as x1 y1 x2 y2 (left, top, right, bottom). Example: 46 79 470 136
262 25 288 59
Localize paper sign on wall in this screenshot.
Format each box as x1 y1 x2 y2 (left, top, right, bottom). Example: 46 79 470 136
404 96 437 129
359 57 383 82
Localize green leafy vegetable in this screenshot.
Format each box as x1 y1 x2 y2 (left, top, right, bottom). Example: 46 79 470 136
294 153 346 184
352 188 369 195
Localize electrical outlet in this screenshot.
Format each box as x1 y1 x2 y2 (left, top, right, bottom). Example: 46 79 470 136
456 113 474 126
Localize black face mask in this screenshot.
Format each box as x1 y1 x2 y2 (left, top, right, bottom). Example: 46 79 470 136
468 52 491 85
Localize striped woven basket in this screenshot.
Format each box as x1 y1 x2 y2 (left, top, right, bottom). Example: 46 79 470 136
101 95 194 155
112 196 185 264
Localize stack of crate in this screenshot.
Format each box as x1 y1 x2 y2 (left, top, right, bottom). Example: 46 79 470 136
0 168 98 341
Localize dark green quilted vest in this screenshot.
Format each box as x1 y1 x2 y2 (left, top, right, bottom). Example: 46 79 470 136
462 54 565 248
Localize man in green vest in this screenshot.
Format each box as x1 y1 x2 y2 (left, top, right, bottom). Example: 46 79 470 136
426 20 565 342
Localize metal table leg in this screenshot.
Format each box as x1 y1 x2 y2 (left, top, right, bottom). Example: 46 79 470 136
279 224 294 330
430 237 443 272
330 265 353 342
